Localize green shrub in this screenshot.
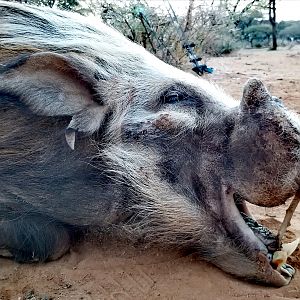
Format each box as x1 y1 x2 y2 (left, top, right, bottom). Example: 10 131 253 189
243 24 272 47
279 23 300 39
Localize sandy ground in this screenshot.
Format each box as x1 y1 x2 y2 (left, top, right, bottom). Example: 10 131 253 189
1 46 300 300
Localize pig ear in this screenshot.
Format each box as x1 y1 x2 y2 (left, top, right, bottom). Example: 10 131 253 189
241 78 271 110
0 52 108 149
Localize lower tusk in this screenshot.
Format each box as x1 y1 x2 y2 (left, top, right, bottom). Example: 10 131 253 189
282 238 300 256
272 238 300 268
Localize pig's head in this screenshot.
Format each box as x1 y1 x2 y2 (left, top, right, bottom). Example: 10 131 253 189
97 73 300 286
1 2 299 287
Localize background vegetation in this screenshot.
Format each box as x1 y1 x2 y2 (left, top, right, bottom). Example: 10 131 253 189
6 0 300 68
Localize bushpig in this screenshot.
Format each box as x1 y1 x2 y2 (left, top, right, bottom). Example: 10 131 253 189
0 1 300 287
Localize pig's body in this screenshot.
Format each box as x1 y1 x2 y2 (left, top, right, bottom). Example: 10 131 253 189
1 2 300 286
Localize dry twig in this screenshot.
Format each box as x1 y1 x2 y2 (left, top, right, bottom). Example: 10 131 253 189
277 190 300 245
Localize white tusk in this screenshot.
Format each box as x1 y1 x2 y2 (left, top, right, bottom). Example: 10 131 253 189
282 238 300 257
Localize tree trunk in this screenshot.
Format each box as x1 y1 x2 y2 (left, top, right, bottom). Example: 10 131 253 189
269 0 277 50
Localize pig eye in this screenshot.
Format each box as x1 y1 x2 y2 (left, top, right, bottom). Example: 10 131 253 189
162 91 185 104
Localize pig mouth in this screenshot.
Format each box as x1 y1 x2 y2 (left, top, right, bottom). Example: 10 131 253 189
233 193 279 252
223 188 296 281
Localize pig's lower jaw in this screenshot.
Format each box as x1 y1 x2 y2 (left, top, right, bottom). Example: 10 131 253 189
221 186 295 286
234 193 279 252
233 194 295 284
239 210 296 280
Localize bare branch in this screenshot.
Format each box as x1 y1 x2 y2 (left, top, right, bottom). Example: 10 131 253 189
233 0 241 12
277 190 300 245
184 0 194 33
240 0 260 15
139 13 157 53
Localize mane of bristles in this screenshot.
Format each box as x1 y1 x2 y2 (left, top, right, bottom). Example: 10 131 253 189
0 1 166 77
0 1 237 108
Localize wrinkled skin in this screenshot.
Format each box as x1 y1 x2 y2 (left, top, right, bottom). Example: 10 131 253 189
0 2 300 287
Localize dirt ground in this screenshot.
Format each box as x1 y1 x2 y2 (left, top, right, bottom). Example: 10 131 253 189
1 46 300 300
